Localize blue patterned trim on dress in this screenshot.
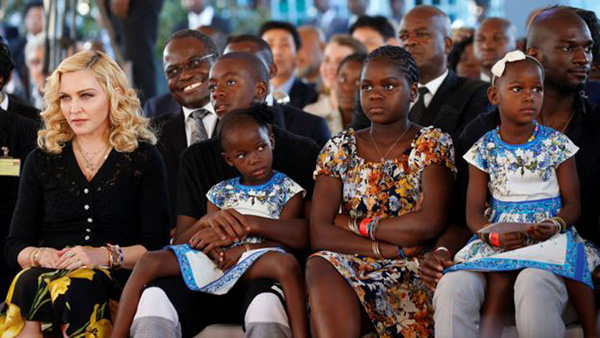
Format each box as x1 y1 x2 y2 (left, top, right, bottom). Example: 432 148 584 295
167 244 286 294
445 230 593 288
490 196 562 222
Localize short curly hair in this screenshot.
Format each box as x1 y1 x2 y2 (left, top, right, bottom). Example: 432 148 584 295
365 45 419 85
39 50 156 153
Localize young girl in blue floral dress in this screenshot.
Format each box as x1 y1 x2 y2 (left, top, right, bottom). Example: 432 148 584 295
446 51 599 337
112 107 309 338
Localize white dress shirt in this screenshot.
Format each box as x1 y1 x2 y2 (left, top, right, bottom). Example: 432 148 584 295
183 102 217 146
411 69 449 109
187 6 214 30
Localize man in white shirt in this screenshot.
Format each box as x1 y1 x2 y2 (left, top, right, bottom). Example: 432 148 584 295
150 30 219 226
175 0 232 34
398 5 489 138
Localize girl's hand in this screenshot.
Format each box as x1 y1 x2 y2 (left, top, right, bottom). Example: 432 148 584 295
498 232 526 251
217 246 247 271
189 227 233 253
55 246 108 269
526 223 558 241
37 248 61 268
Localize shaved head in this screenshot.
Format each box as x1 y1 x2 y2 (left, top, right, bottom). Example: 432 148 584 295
217 52 269 83
526 7 593 91
527 7 589 49
399 5 453 83
405 6 452 38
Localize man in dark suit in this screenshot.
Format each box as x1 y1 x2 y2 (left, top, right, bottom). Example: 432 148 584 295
173 0 232 34
130 35 319 338
225 34 331 147
151 30 220 226
0 40 39 122
0 108 38 298
259 21 319 110
309 0 349 40
398 5 489 139
143 92 180 119
111 0 164 103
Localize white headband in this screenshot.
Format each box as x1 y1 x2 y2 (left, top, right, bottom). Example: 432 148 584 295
491 50 544 86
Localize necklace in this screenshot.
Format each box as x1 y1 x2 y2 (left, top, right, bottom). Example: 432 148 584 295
497 122 539 143
75 141 111 176
538 109 575 134
560 109 575 134
369 124 412 161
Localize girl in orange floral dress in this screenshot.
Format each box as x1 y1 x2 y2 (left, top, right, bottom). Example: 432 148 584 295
306 45 456 337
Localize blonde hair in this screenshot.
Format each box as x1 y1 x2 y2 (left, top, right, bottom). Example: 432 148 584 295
38 50 157 153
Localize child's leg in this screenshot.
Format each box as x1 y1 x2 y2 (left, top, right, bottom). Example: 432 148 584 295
564 278 597 337
242 252 308 338
480 271 517 338
111 250 181 338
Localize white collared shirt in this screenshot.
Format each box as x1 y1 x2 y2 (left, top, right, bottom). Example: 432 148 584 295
480 72 491 83
188 6 214 30
0 91 8 111
183 102 217 146
271 76 296 96
319 8 336 30
411 69 449 109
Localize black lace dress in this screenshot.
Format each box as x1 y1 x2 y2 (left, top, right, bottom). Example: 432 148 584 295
0 142 170 337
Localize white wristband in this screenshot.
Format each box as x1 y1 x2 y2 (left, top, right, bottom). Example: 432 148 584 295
435 246 450 254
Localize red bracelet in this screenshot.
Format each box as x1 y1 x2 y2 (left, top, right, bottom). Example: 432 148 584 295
489 233 501 247
359 218 372 237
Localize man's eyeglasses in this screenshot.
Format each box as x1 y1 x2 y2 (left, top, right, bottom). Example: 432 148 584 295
164 54 215 80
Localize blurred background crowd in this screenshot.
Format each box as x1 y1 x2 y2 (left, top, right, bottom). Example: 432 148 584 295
0 0 598 110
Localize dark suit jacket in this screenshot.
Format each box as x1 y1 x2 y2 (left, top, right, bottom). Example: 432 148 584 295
288 78 319 110
308 11 349 39
410 70 490 139
173 13 233 34
0 109 38 296
275 103 330 148
152 110 190 226
7 94 40 122
143 92 181 119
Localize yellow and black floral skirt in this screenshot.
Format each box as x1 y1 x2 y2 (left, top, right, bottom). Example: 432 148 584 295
0 267 120 337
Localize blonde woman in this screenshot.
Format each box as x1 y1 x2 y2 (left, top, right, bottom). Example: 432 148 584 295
0 51 170 337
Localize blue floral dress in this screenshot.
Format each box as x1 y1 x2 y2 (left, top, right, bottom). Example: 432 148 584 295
168 171 305 294
312 127 456 338
447 124 600 288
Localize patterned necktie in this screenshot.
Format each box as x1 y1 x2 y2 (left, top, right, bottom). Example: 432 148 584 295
409 87 430 125
189 109 211 145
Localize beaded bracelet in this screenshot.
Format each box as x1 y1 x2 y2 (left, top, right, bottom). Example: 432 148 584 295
397 246 406 259
478 232 491 245
368 217 381 240
106 244 123 269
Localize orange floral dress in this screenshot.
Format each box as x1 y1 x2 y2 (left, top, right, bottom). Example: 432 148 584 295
312 127 455 337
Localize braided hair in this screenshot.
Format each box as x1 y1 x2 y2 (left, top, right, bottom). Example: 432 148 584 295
364 46 419 85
